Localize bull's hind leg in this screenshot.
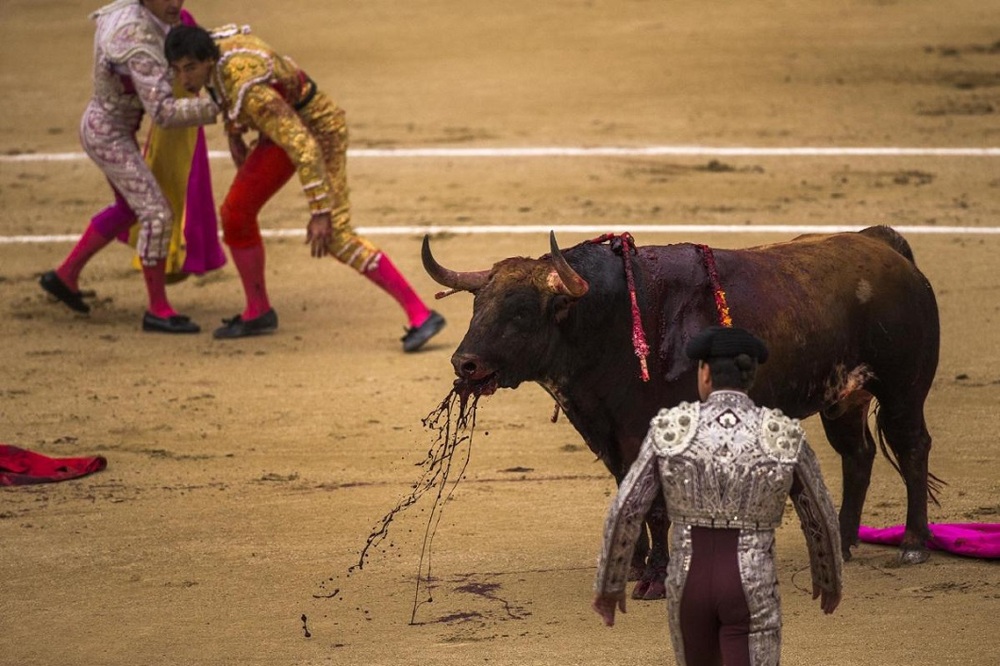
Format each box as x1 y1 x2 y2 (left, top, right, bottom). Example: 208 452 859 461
820 398 877 560
875 402 935 564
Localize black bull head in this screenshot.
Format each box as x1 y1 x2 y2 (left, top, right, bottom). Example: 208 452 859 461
422 226 941 596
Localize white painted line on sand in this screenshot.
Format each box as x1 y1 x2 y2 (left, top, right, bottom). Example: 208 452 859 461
3 145 1000 163
3 224 998 245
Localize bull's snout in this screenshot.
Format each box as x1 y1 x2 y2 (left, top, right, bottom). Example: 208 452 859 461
452 352 494 381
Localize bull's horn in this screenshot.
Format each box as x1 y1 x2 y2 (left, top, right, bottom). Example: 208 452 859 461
549 231 589 298
421 235 490 292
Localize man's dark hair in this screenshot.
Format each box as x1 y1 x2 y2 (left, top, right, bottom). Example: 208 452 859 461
165 24 220 64
685 325 767 391
704 355 758 391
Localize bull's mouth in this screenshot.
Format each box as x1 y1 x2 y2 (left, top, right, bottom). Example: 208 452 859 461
453 373 499 400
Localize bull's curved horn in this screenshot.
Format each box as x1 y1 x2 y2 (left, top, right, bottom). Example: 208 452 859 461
549 231 589 298
421 235 491 292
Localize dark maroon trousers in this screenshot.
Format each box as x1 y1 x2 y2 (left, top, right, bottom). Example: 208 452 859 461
679 527 753 666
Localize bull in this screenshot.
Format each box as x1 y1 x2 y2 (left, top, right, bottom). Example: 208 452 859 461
422 225 941 599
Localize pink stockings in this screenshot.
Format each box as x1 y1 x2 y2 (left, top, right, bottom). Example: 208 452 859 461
229 244 271 320
57 198 181 318
366 253 432 327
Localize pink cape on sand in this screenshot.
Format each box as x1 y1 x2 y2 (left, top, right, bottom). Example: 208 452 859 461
858 523 1000 559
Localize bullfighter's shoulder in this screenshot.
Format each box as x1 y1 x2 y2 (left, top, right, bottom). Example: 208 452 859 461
100 3 165 65
647 402 700 454
759 407 804 460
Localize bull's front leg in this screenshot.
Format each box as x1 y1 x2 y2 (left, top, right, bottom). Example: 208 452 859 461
630 497 668 600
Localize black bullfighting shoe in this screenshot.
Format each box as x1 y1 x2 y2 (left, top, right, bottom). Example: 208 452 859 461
39 270 90 314
212 308 278 339
142 312 201 334
401 310 446 352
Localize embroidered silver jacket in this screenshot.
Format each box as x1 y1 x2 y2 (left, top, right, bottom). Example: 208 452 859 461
88 0 217 130
594 390 842 600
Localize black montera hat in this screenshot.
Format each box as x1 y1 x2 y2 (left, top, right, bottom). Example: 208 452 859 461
685 325 769 364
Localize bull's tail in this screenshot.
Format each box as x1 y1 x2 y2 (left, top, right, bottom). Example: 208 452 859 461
859 225 916 265
872 403 946 505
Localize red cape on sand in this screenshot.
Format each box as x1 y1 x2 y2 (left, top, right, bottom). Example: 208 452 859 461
0 444 107 486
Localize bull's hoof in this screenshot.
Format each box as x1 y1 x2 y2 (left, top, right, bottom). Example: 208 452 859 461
631 580 651 599
640 580 666 600
630 576 667 600
898 547 931 565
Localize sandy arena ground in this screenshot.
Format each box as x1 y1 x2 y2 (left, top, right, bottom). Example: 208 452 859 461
1 1 999 664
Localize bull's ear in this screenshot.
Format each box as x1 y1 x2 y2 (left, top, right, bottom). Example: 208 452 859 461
552 294 574 323
546 269 589 299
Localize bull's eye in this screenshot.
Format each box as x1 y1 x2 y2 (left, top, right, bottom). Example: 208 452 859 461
509 307 536 329
500 291 543 333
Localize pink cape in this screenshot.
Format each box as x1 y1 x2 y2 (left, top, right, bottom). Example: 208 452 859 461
858 523 1000 559
0 445 107 486
114 9 226 276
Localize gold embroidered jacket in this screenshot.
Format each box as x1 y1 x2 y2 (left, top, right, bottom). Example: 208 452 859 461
208 25 333 216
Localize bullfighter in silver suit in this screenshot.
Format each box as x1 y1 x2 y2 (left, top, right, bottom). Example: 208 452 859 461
592 326 843 666
40 0 218 333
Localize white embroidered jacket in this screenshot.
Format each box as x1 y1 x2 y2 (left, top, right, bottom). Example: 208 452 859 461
594 390 843 599
88 0 217 129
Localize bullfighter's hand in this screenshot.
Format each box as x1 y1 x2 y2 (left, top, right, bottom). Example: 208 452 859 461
814 584 841 615
592 592 626 627
228 133 248 169
306 213 333 258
